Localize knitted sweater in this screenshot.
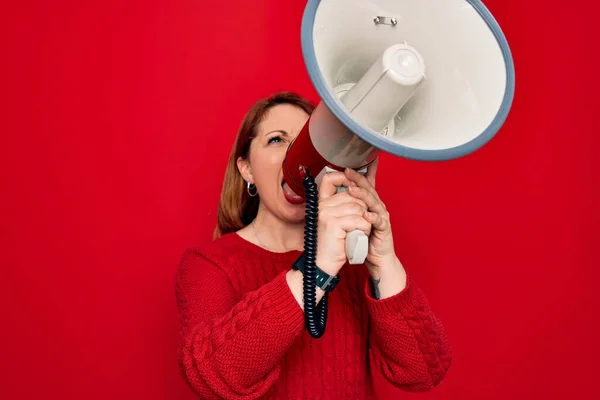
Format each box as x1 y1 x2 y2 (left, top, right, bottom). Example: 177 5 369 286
175 232 451 399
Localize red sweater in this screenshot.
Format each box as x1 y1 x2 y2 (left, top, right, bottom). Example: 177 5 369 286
175 232 451 399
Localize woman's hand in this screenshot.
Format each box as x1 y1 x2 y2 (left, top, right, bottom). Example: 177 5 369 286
343 159 399 278
315 171 371 277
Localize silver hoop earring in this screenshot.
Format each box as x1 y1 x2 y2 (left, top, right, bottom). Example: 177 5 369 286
247 181 258 197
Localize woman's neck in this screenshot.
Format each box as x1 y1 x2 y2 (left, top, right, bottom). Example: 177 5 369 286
251 207 305 253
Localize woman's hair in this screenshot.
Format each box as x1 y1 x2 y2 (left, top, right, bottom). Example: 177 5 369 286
213 91 315 239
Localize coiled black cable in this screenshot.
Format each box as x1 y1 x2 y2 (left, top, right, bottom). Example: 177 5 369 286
301 167 328 338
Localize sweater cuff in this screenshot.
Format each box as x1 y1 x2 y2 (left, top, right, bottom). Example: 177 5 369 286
363 270 419 318
266 271 305 334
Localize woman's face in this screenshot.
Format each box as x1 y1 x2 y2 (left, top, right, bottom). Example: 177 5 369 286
238 104 310 223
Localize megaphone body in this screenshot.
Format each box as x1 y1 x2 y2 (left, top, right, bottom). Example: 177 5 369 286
282 0 515 338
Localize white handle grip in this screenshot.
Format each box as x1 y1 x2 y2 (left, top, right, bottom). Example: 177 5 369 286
321 166 370 265
345 229 369 264
335 170 369 265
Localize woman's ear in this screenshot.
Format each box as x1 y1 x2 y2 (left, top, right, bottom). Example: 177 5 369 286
237 156 253 183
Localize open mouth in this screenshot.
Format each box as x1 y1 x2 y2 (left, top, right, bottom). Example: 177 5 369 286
281 179 305 205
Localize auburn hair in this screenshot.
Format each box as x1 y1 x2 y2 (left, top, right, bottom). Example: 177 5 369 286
213 92 315 239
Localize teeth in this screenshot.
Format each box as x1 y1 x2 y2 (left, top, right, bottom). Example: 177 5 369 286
282 182 302 199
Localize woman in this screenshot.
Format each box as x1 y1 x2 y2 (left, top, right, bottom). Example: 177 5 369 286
175 92 452 399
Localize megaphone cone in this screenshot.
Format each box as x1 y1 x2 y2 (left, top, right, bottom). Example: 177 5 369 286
283 0 515 338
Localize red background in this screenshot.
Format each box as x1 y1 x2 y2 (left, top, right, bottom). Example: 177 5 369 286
1 1 598 399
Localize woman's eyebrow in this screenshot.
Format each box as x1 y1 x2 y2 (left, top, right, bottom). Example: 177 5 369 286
264 129 289 136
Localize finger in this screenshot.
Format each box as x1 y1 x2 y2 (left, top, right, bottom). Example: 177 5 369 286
364 211 390 232
319 191 367 210
321 201 367 219
317 170 347 200
347 185 386 214
365 158 379 187
336 215 372 237
344 167 378 198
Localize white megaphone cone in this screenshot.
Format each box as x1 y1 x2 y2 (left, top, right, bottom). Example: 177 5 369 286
283 0 515 338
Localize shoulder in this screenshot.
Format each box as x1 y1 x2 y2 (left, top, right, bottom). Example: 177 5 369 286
177 231 275 282
178 232 246 274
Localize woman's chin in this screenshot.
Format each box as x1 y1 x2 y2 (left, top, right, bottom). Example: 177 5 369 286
280 203 306 223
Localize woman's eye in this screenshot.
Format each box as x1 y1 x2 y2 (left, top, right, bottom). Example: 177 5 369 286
268 136 283 144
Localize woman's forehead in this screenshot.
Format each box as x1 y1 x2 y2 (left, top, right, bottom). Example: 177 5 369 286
257 105 308 136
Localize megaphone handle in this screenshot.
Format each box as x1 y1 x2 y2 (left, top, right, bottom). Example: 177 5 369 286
336 185 369 265
346 229 369 264
322 166 369 264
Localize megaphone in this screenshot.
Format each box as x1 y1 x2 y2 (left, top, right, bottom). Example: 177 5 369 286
283 0 515 338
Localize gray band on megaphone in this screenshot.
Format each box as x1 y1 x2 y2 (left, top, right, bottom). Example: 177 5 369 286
300 0 516 162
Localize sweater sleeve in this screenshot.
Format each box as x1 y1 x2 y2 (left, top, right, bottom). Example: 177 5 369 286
362 271 452 392
175 248 305 400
